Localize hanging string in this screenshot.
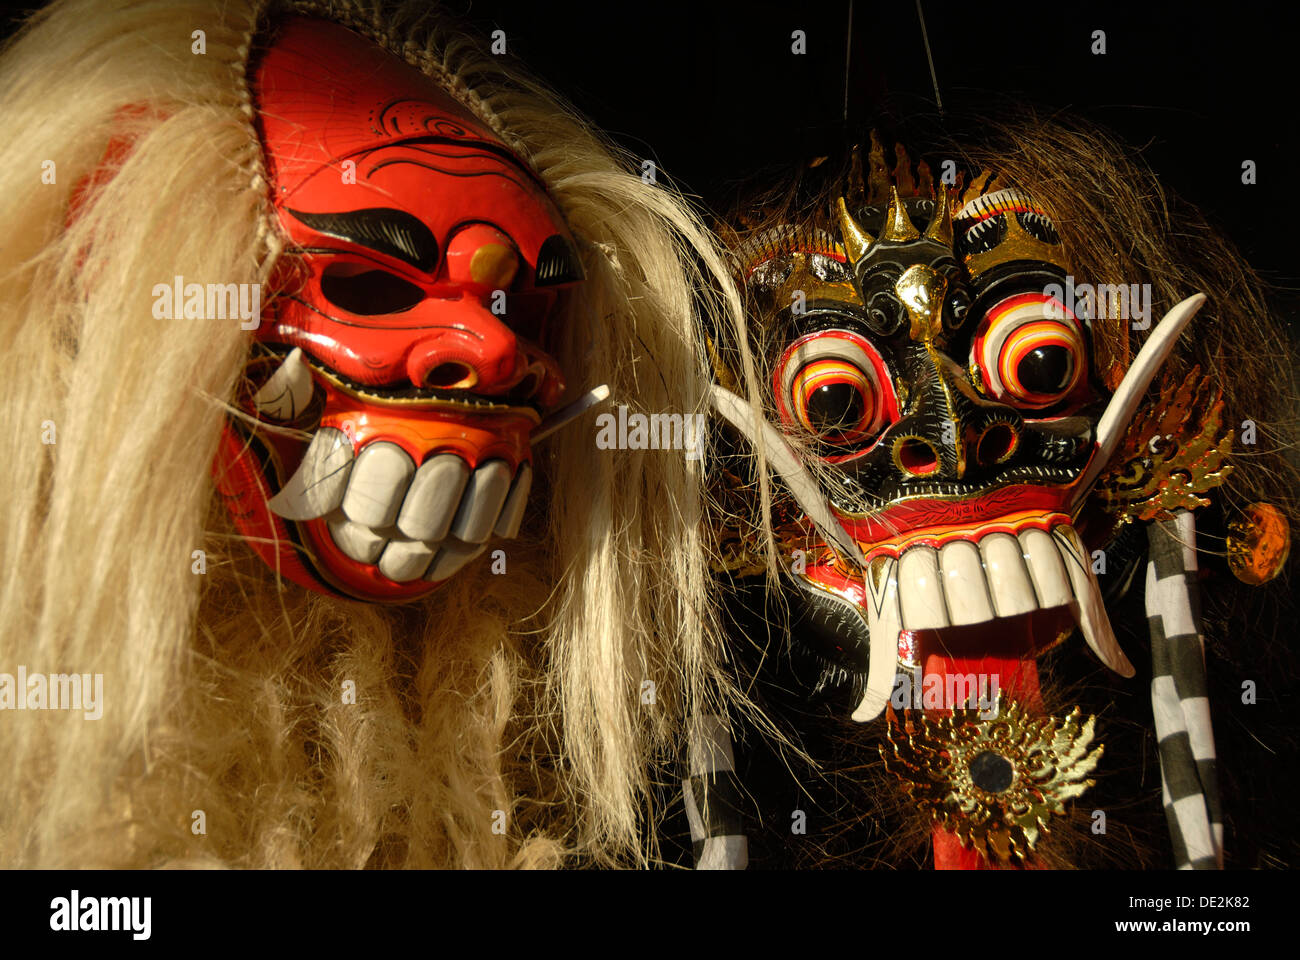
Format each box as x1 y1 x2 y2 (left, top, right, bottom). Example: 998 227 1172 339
842 0 854 124
915 0 944 118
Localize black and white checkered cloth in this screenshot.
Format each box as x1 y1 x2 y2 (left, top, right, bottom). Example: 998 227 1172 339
1145 511 1223 869
683 714 747 869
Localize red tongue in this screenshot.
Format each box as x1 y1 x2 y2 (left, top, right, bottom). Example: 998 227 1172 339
921 653 1044 870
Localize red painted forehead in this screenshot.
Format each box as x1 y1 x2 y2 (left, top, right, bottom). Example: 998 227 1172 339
254 17 507 191
252 17 574 276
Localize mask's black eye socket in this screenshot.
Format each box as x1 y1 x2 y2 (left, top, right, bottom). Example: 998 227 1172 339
320 265 424 315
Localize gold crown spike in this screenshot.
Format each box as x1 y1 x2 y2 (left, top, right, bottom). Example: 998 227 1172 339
924 186 953 246
880 186 921 243
837 197 874 263
958 169 999 211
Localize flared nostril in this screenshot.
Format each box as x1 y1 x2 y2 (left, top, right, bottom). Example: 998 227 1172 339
975 423 1019 466
895 437 940 476
420 362 478 390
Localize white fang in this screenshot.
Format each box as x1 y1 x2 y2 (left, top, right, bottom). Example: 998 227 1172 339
252 347 314 421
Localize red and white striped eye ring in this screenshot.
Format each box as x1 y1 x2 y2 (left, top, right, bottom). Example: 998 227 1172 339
971 292 1086 409
775 330 896 444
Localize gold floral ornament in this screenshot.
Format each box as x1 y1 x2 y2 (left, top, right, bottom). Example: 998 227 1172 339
1093 365 1232 529
1227 501 1291 585
881 698 1103 865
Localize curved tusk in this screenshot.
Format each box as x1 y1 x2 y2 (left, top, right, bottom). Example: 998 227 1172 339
1071 293 1206 511
710 384 865 567
851 555 902 722
267 427 355 521
253 347 315 421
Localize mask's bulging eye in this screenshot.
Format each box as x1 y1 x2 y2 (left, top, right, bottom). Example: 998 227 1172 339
972 292 1086 409
320 263 425 315
795 359 875 440
776 330 894 445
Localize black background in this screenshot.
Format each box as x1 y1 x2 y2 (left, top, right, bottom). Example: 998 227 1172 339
4 0 1293 298
450 0 1298 307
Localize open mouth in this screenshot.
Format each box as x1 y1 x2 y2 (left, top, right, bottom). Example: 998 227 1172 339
268 427 532 583
245 348 609 594
800 511 1134 721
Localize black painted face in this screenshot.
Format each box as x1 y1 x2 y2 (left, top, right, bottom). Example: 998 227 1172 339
740 185 1113 707
764 190 1102 517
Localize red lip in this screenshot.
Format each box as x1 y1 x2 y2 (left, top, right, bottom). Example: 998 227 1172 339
835 479 1086 543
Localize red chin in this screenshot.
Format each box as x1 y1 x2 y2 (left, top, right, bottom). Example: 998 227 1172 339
298 517 447 602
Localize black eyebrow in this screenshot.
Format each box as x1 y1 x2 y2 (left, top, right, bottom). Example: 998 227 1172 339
286 207 439 273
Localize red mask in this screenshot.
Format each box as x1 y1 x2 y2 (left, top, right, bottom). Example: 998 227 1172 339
214 17 583 602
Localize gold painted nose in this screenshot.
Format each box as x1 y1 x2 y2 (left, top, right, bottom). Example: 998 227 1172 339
895 264 947 344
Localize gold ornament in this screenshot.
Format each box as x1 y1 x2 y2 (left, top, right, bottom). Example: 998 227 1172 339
881 697 1103 865
1227 501 1291 585
1094 365 1232 527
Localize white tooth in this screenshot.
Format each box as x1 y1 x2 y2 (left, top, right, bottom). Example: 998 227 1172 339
342 442 415 528
493 465 533 539
1018 528 1073 610
425 540 488 582
377 539 436 582
252 347 314 421
852 556 902 723
451 459 512 544
267 427 354 521
979 533 1039 618
1053 525 1135 677
898 547 949 631
327 514 386 564
397 454 470 542
939 540 995 626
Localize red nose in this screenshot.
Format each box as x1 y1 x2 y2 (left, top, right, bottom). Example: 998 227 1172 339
405 301 523 394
